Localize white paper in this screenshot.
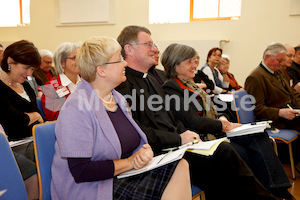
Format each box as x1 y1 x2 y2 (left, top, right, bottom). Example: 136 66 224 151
216 94 233 102
117 148 186 179
226 123 267 137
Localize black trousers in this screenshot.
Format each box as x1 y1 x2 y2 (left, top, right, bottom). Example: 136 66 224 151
184 142 277 200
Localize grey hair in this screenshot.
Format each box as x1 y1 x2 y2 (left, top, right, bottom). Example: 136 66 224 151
39 49 53 58
161 43 196 78
222 54 230 63
263 42 287 60
53 42 81 74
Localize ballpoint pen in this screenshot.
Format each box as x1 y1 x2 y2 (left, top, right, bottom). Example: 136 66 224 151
287 104 300 116
287 104 293 110
157 150 172 164
157 140 199 164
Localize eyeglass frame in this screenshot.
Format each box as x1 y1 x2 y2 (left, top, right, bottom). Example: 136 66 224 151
130 41 157 49
104 56 125 65
286 54 296 59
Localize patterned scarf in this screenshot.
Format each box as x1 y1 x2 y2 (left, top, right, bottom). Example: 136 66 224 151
175 77 218 119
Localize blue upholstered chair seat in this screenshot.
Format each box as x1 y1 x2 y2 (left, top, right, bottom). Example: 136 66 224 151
233 90 299 180
267 129 299 143
191 185 202 196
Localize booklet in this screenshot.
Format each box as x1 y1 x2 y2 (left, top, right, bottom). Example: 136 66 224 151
226 123 267 138
186 137 229 156
117 138 228 179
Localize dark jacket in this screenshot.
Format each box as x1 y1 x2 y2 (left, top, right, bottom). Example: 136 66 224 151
193 70 215 91
33 67 57 86
116 67 186 153
288 61 300 85
162 78 223 138
0 81 40 140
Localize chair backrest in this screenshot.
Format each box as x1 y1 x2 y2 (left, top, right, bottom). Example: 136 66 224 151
33 121 56 200
36 98 45 118
233 90 255 124
0 132 28 200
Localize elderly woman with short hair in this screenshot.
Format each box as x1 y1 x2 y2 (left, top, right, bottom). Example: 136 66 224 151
51 36 192 200
41 42 81 121
32 49 57 86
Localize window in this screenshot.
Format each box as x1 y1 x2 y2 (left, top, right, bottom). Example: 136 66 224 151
191 0 241 21
149 0 241 24
0 0 30 27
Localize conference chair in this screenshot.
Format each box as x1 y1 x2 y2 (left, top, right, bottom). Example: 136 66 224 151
36 98 45 118
192 185 205 200
0 132 28 200
33 121 56 200
233 90 299 180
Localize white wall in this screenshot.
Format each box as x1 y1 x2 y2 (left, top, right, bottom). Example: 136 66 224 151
0 0 299 86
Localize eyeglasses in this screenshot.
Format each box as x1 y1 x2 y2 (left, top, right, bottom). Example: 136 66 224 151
131 42 157 49
66 57 76 61
104 56 124 65
43 60 52 65
272 56 286 64
212 54 222 58
286 54 295 59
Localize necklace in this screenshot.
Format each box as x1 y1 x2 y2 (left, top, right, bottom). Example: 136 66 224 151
0 71 19 87
99 93 113 104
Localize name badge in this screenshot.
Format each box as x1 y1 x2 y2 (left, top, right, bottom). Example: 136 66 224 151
56 87 70 98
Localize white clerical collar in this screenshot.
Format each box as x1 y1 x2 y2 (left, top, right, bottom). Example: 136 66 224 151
142 73 148 78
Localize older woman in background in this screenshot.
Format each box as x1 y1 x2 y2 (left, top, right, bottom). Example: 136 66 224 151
51 36 191 200
41 42 81 121
33 49 57 86
218 55 243 91
161 43 293 200
201 47 230 94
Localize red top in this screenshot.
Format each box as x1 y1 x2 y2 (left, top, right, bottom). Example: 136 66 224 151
44 71 54 82
41 76 71 121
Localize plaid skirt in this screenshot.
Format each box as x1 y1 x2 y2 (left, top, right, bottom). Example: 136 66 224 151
113 160 179 200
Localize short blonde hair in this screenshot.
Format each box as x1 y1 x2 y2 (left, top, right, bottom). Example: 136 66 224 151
76 36 121 82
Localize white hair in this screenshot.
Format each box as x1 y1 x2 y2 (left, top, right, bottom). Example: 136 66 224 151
39 49 53 58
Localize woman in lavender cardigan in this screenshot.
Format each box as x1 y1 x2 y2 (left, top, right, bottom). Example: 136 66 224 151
51 36 191 200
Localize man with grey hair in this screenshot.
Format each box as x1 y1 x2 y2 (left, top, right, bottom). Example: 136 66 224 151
245 42 300 179
33 49 57 85
245 42 300 130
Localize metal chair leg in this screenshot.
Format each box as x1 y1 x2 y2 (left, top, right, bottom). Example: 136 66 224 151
288 143 296 180
269 137 278 155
